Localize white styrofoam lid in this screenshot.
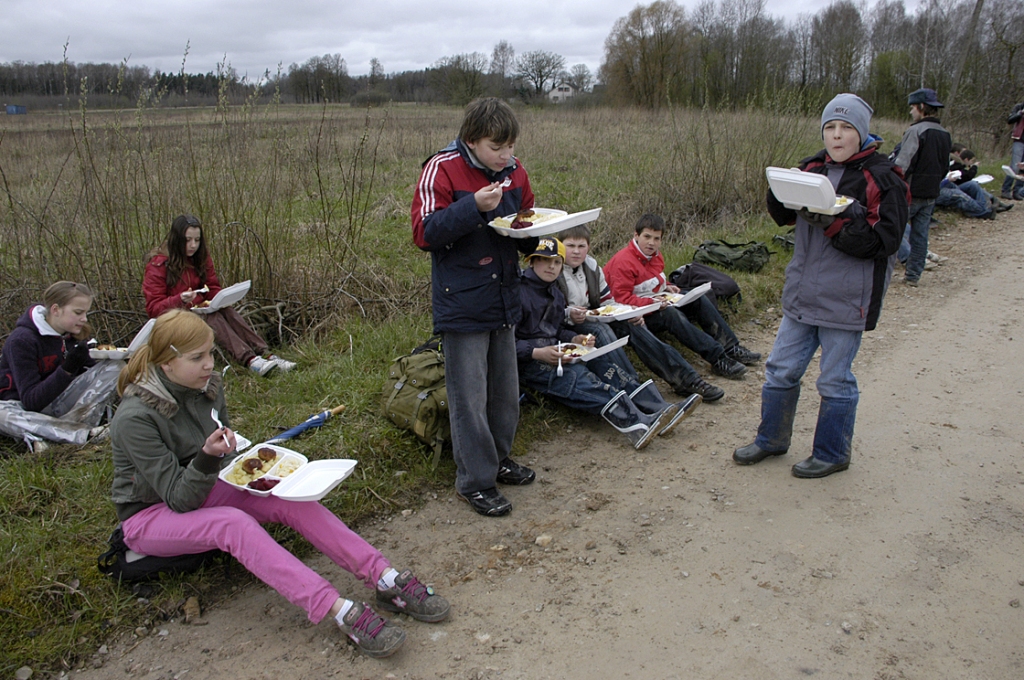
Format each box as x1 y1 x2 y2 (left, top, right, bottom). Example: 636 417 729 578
273 459 358 501
490 207 602 239
127 318 156 353
766 166 837 211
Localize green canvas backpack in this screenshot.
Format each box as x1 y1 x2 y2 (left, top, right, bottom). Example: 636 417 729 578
693 239 773 273
381 341 449 467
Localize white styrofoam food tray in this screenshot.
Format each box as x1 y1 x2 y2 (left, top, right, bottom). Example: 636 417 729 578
651 282 712 308
766 166 853 215
192 280 251 314
218 442 357 501
583 302 660 323
90 318 156 360
490 207 602 238
558 335 629 364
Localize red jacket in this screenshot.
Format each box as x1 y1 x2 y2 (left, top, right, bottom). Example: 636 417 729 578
142 254 222 318
603 240 669 308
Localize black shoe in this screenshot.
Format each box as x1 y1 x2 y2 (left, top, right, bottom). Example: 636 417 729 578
732 442 787 465
675 377 725 402
711 355 746 379
496 457 536 485
725 344 761 365
457 488 512 516
791 456 849 478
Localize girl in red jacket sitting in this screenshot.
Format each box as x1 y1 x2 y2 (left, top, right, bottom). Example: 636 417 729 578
142 214 295 376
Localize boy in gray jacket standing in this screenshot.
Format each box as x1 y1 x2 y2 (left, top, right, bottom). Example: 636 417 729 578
892 88 951 286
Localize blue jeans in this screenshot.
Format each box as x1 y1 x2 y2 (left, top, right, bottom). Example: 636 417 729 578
571 320 639 382
905 198 936 281
764 315 862 401
609 320 701 390
645 302 729 364
896 223 910 264
936 182 991 218
442 329 520 495
1001 140 1024 199
519 354 639 415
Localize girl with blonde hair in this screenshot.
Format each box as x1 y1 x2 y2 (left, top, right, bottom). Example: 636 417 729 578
110 309 447 658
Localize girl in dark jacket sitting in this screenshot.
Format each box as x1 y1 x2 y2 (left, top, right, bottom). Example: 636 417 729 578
0 281 120 451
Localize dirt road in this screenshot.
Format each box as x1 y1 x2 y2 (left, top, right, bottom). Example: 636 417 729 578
76 208 1024 680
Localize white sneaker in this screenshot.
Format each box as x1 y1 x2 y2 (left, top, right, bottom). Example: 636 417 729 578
248 356 278 377
89 425 109 441
926 251 947 264
266 354 296 372
924 260 937 271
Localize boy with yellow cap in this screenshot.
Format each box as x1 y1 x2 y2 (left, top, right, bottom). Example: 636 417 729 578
515 238 700 450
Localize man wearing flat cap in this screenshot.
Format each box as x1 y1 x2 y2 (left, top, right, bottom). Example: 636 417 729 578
893 88 952 287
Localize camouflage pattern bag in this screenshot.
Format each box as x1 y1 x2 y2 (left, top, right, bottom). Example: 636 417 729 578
693 239 773 273
381 340 449 468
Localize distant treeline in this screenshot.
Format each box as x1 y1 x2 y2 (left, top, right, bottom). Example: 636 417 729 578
2 0 1021 136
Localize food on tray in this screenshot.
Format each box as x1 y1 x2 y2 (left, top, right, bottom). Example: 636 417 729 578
835 196 852 207
586 305 620 317
492 209 561 230
195 300 211 308
274 457 302 478
225 449 281 486
559 343 587 358
248 478 280 491
96 343 117 351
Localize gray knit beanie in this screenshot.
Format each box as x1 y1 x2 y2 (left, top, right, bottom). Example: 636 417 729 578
820 93 873 147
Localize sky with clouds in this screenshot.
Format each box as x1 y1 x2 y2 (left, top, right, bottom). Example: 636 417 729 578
2 0 924 81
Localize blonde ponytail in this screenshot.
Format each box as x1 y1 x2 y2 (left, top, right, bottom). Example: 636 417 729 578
118 310 214 395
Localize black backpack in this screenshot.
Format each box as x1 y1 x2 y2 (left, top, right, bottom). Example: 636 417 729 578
97 525 222 583
668 262 742 308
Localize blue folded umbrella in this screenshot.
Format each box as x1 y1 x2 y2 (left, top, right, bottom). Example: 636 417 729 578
267 405 346 443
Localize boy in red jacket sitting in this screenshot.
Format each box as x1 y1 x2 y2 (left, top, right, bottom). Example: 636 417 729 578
603 214 759 381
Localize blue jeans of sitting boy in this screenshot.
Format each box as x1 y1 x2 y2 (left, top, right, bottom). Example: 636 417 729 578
1001 140 1024 199
896 223 911 264
760 316 862 464
519 353 638 416
905 198 936 282
571 320 639 382
609 320 702 390
442 329 520 496
645 305 727 364
936 181 991 218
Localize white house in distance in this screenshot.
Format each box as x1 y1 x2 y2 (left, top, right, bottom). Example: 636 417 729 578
548 83 575 103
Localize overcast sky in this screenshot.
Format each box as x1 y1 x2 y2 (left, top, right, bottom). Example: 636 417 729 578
2 0 924 80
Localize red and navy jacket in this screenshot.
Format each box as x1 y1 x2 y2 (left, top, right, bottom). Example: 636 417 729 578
0 305 93 412
767 148 909 332
411 139 538 334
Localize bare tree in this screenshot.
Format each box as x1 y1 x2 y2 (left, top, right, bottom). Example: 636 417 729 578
431 52 489 105
565 64 593 93
601 0 692 108
490 41 516 80
516 50 566 96
810 1 867 91
369 58 384 87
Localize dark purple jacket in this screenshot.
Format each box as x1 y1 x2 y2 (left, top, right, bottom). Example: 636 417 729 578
514 269 577 364
0 305 92 412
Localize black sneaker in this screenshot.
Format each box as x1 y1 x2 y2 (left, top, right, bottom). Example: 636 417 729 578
711 355 746 379
336 602 406 658
496 457 536 485
457 487 512 516
376 570 451 622
675 377 725 402
725 344 761 365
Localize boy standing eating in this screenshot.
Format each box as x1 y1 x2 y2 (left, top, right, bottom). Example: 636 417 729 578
603 214 759 381
411 98 538 517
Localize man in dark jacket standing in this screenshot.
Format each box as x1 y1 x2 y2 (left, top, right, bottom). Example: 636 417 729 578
1001 101 1024 201
893 88 952 287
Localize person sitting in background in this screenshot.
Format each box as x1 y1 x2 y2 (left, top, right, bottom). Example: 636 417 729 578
517 238 700 450
557 225 725 402
0 281 121 451
109 309 448 659
143 214 295 376
603 214 760 381
939 146 1012 217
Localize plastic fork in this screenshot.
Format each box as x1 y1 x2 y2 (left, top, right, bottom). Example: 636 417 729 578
556 343 563 377
210 408 231 449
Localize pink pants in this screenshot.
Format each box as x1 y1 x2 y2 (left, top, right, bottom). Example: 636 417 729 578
121 480 391 623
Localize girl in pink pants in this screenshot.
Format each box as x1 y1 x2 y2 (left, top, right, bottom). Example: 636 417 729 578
109 309 449 658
